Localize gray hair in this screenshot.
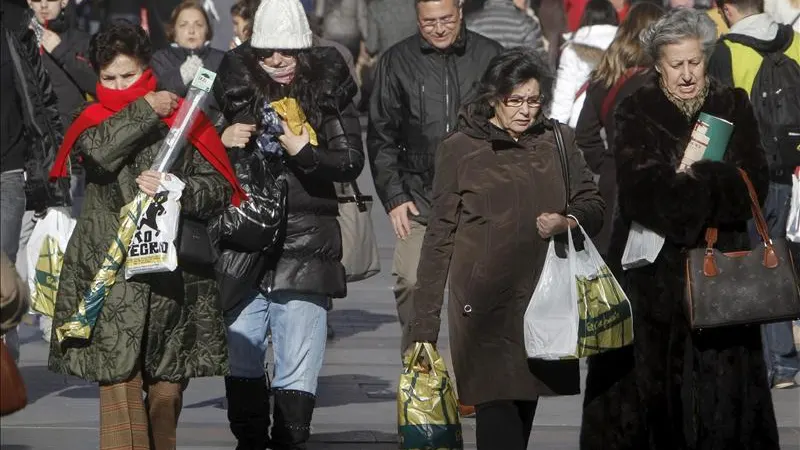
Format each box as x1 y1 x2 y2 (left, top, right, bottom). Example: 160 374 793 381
640 8 718 63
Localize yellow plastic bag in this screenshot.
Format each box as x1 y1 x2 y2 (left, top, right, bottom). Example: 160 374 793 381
270 97 318 146
30 235 64 317
26 208 76 317
576 265 634 357
397 342 463 450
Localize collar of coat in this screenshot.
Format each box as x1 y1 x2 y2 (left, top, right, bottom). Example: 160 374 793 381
617 72 743 142
457 103 551 149
170 41 214 59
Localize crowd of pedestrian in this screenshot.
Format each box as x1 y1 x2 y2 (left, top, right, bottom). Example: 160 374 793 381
1 0 799 449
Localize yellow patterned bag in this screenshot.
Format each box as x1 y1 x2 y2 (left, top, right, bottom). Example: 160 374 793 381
25 208 76 317
576 265 634 357
397 343 463 450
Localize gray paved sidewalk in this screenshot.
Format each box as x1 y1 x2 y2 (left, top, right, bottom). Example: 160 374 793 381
2 164 798 450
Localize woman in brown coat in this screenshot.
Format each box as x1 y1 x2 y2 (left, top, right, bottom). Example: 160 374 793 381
408 47 605 450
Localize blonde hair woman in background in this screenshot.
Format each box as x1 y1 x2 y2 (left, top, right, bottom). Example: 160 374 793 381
574 2 664 260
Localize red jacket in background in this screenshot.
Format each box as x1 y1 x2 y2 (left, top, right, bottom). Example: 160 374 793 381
565 0 630 31
565 0 588 31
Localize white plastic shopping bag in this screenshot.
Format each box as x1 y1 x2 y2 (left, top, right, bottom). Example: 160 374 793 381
124 176 186 278
524 227 580 360
26 207 77 317
621 221 665 270
787 169 800 243
525 225 634 360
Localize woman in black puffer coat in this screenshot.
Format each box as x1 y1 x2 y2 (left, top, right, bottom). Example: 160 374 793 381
214 0 364 448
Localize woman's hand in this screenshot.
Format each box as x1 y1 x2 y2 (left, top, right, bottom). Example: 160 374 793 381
221 123 257 148
136 170 170 197
144 91 179 118
537 213 577 239
278 120 310 156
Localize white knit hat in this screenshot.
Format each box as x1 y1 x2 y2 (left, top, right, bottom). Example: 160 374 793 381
250 0 313 50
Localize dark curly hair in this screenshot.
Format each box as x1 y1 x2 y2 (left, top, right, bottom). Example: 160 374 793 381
466 47 555 120
89 23 152 73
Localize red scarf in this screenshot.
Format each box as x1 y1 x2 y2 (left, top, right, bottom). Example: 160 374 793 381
49 69 246 206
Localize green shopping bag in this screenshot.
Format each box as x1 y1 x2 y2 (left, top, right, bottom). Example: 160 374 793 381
397 342 463 450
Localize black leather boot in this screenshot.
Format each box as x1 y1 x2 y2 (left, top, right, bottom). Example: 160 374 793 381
271 389 316 450
225 376 271 450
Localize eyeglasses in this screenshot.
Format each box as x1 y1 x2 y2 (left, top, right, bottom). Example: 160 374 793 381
256 49 301 59
419 16 459 32
29 0 61 3
503 95 543 108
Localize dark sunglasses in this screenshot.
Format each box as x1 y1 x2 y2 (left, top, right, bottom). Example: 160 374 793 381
255 48 301 59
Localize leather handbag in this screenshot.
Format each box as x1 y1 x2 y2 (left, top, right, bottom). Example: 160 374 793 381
178 218 218 266
684 168 800 329
336 181 381 282
0 339 27 416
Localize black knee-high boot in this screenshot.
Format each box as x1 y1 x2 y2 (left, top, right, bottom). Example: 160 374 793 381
271 389 316 450
225 376 271 450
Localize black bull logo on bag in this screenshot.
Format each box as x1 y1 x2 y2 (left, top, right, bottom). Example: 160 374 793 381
130 193 169 257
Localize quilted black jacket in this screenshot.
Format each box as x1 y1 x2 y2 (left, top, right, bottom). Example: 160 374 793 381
215 44 364 299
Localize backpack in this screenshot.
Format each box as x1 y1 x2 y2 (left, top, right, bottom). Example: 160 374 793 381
724 28 800 179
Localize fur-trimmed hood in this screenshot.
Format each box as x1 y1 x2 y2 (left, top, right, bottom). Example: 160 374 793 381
215 43 357 127
562 24 617 51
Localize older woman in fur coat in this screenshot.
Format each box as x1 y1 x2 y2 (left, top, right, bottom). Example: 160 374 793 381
580 9 780 450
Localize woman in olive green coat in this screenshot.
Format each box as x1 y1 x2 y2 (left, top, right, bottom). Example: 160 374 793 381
47 24 238 450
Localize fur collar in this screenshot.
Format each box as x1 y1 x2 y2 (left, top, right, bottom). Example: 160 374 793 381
621 73 740 141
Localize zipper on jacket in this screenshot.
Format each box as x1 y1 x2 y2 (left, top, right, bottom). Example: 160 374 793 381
443 54 451 133
420 83 426 124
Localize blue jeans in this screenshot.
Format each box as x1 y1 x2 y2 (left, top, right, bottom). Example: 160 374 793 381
749 182 799 382
225 291 329 395
0 170 26 362
0 171 26 261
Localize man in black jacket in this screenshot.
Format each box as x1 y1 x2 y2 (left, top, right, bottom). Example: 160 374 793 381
367 0 501 354
1 0 69 357
27 0 96 127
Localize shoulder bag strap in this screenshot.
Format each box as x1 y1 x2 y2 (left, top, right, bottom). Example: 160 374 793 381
551 118 570 210
703 169 778 276
600 66 646 123
575 80 590 101
349 180 369 213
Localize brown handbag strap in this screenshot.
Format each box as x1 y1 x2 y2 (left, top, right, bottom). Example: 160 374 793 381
737 168 771 246
702 169 778 274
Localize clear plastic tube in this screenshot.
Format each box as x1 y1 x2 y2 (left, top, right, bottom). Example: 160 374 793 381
149 68 217 172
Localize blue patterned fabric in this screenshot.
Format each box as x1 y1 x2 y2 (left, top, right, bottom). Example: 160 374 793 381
257 101 284 156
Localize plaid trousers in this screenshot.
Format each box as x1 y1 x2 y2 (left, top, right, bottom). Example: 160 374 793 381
99 372 187 450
